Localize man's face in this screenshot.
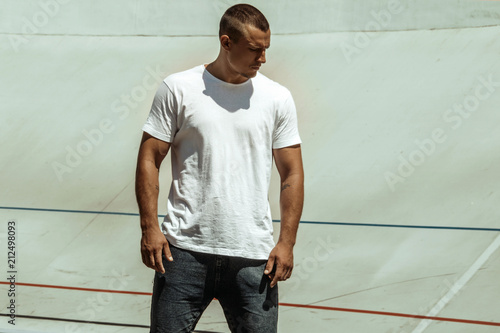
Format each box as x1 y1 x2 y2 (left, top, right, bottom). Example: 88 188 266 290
226 24 271 82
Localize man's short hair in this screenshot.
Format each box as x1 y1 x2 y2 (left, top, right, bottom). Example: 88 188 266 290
219 4 270 43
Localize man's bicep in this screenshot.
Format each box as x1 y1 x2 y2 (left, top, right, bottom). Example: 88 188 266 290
273 144 303 179
138 132 171 169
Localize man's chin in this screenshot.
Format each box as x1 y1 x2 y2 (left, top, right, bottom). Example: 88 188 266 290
241 71 258 79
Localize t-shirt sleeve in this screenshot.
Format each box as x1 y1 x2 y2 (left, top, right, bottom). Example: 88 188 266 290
272 90 302 149
142 81 178 143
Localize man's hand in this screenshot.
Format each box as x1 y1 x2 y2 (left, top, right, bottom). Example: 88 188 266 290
140 226 173 274
264 241 294 288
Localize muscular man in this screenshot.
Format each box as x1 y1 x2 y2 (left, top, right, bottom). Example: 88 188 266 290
135 4 304 332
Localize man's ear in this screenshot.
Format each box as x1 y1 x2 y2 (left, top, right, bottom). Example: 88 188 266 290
221 35 231 50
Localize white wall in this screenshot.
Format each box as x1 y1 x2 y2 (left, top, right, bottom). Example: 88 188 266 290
1 1 500 332
2 0 500 37
2 0 499 228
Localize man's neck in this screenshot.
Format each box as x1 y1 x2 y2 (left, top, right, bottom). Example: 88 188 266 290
205 59 249 84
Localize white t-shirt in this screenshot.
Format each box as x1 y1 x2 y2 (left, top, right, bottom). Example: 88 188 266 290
142 64 301 259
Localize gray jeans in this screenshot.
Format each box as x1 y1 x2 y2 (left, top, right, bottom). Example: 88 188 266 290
150 245 279 333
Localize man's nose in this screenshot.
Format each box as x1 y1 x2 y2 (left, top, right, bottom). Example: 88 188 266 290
258 50 266 64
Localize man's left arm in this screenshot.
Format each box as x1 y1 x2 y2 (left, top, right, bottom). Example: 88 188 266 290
265 144 304 288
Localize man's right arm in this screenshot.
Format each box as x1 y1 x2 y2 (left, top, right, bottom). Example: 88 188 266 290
135 132 172 273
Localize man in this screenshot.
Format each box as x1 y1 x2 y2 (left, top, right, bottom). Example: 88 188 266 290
135 4 304 332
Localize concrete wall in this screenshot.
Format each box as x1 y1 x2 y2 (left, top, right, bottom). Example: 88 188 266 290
2 0 500 37
1 1 500 332
2 0 499 229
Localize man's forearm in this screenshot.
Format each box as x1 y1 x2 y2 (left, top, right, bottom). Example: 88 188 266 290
278 172 304 246
135 160 161 231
